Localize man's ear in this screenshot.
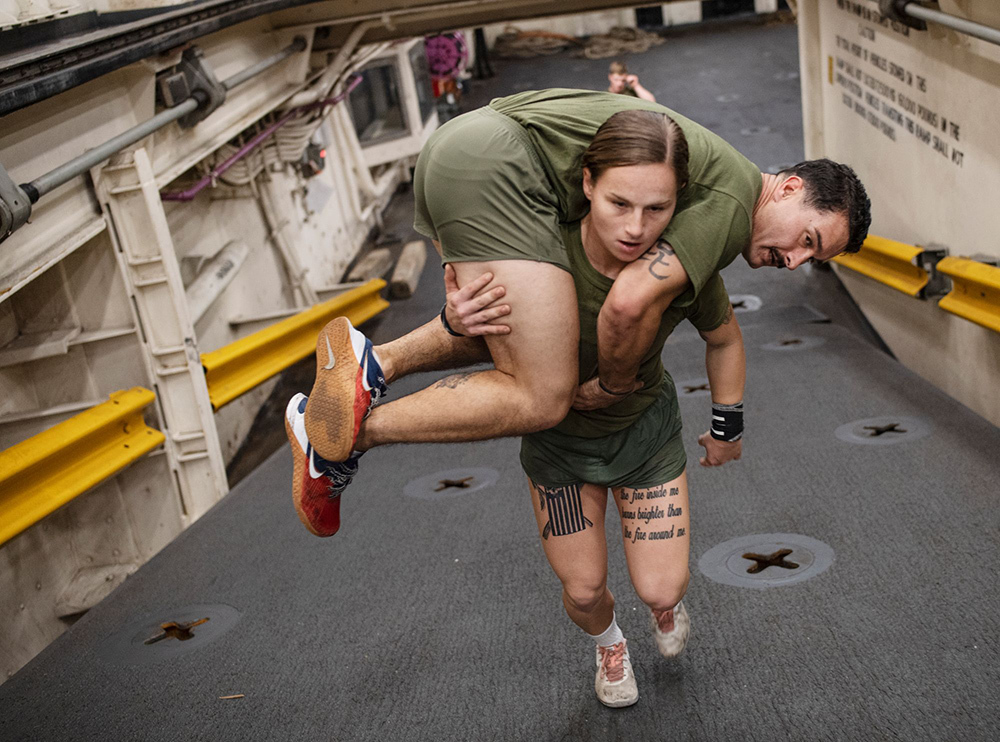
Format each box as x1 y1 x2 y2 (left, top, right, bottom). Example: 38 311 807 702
780 175 804 199
583 167 594 199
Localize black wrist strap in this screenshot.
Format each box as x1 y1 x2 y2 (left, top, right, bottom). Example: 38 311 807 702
598 379 631 396
440 303 466 337
711 401 744 442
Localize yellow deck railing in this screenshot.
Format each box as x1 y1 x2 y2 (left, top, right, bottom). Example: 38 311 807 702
202 279 389 410
832 234 930 296
0 388 165 546
936 256 1000 333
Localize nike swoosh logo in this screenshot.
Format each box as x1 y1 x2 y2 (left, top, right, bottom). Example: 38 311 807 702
308 447 324 479
323 333 335 370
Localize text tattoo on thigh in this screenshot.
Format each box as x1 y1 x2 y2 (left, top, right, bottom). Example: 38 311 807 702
535 483 593 540
619 485 686 544
637 240 675 281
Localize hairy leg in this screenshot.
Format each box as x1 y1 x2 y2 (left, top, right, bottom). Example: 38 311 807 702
376 317 490 383
528 479 614 635
356 259 578 449
614 472 692 622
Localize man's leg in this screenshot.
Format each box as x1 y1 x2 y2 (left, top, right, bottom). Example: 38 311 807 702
375 243 506 383
374 316 491 384
356 260 577 449
306 259 578 460
613 472 692 658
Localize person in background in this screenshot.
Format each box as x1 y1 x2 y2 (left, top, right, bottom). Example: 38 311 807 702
608 60 656 102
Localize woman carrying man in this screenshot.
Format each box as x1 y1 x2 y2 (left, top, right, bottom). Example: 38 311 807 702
289 91 758 707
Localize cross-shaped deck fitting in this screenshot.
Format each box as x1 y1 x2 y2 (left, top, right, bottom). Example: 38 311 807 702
742 548 799 574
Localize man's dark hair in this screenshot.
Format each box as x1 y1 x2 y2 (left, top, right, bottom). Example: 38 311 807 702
780 159 871 254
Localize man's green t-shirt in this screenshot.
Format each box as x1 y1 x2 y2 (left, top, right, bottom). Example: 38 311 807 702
490 88 763 306
548 221 732 438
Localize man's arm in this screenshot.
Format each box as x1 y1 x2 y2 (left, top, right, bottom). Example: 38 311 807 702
597 240 689 392
696 304 745 467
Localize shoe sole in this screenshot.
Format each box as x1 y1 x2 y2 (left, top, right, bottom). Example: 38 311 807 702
597 693 639 708
304 316 363 462
286 414 327 537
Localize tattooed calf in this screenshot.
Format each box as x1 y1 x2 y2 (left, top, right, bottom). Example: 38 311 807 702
535 483 593 540
434 371 477 390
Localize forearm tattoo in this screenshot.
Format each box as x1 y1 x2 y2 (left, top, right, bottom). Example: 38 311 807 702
535 483 593 540
637 240 675 281
617 484 687 544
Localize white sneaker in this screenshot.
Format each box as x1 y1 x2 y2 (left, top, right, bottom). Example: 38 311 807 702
650 601 691 658
594 640 638 708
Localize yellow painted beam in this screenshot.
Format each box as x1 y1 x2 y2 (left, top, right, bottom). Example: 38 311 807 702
936 256 1000 334
832 235 929 297
202 279 389 410
0 388 165 547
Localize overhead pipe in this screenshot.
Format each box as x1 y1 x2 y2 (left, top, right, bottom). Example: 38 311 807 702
13 38 307 208
160 74 362 202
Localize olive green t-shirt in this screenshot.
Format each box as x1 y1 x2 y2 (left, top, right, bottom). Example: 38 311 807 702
490 88 762 306
551 221 732 438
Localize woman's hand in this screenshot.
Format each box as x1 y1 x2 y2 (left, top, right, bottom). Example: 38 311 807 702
697 432 742 467
443 264 511 336
571 376 642 411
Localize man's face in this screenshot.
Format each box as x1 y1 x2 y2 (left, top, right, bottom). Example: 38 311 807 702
743 176 850 270
583 163 679 265
608 73 628 94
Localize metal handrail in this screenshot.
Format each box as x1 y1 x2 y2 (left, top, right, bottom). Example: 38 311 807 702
899 2 1000 47
0 388 165 546
201 279 389 410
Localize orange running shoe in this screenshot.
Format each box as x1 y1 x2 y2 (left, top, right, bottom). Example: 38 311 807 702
286 393 362 537
304 317 387 462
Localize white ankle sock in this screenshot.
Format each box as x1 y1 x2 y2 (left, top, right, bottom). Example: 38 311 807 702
589 613 625 647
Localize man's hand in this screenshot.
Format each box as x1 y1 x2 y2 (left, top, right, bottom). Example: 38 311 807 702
625 73 639 86
443 264 511 336
697 432 742 467
572 376 643 411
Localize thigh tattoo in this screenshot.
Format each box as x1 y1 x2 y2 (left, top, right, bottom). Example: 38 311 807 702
618 484 687 544
535 483 593 540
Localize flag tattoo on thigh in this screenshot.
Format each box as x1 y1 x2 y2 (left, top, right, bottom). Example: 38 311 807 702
536 483 593 540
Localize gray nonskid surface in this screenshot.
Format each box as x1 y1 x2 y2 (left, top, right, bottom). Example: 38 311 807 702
3 298 998 742
4 18 1000 742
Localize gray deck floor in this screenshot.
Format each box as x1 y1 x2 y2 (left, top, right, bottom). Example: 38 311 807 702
3 17 999 742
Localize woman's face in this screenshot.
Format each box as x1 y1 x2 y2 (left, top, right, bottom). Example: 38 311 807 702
582 162 679 265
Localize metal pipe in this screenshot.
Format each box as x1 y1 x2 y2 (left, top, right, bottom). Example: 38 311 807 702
160 75 363 202
25 99 199 202
22 38 306 203
286 20 377 108
903 3 1000 47
222 36 307 90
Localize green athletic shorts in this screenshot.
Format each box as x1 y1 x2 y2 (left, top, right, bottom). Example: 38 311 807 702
520 378 687 489
413 107 570 270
